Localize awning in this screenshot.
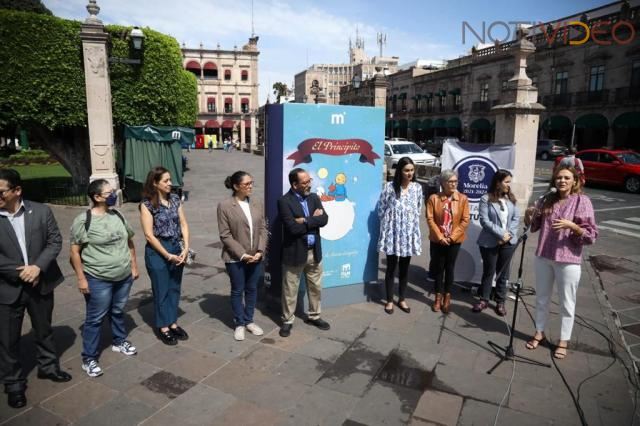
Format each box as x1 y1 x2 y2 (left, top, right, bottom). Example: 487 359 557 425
410 119 422 131
185 60 200 70
224 70 231 76
575 113 608 129
194 120 204 128
398 119 408 129
224 97 232 103
613 112 640 129
206 97 216 104
422 119 433 130
433 118 447 128
424 93 433 98
241 70 248 76
470 118 491 130
542 115 572 131
244 119 251 127
241 97 249 104
222 120 235 129
448 88 461 95
205 120 220 128
436 90 446 97
446 117 461 128
203 62 217 70
400 93 407 99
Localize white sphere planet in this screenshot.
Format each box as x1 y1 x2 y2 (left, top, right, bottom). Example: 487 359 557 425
320 200 356 240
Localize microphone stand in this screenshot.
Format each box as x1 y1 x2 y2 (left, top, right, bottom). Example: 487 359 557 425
486 202 551 374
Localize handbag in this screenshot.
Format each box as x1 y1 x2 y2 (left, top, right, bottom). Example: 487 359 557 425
179 240 197 265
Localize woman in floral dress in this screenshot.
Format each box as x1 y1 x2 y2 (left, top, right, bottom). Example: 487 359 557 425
378 157 423 314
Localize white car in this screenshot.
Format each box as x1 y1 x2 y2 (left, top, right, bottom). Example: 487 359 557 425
384 141 437 178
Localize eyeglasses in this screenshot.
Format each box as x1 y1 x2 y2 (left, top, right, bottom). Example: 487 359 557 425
446 180 458 184
239 181 254 187
299 178 313 186
0 187 14 198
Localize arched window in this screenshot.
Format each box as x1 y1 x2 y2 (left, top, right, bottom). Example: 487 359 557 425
241 98 249 113
185 60 201 78
224 97 233 113
241 70 249 81
203 62 218 79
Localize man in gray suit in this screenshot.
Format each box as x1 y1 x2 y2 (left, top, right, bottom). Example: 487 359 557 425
0 169 71 409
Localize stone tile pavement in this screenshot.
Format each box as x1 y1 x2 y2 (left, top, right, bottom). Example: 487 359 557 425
1 149 637 425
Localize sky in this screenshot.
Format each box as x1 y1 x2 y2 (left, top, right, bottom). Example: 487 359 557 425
45 0 611 104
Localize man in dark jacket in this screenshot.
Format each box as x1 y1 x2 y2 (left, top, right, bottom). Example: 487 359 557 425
277 168 330 337
0 169 71 409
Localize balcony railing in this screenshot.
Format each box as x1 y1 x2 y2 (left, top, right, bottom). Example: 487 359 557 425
542 93 572 108
615 86 640 103
471 100 498 112
574 90 609 106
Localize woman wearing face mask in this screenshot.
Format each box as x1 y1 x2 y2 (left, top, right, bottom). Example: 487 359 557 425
70 180 139 378
473 170 520 317
523 165 597 360
377 157 423 314
140 167 191 345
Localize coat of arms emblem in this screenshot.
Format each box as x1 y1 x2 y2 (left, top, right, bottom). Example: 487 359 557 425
468 165 485 183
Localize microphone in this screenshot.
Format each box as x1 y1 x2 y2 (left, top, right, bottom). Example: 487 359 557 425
537 187 557 201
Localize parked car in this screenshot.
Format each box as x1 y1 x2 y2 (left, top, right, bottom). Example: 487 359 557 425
555 149 640 193
384 141 437 179
422 136 460 156
536 139 568 160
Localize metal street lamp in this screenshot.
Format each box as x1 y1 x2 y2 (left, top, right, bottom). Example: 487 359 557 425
352 74 361 89
108 26 145 65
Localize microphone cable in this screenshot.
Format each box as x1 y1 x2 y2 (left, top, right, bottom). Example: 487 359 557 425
493 307 517 426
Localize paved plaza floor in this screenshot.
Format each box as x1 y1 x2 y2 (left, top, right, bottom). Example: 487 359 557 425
1 149 637 425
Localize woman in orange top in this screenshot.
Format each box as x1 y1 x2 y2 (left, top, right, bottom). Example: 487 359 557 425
426 169 470 313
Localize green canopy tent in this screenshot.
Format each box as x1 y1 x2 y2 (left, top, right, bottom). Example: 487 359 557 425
123 125 195 201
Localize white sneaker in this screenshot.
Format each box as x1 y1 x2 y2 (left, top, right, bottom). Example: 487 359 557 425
81 359 103 377
234 326 245 341
111 340 137 356
245 323 264 336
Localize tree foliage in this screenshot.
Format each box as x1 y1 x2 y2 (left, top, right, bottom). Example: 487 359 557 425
0 9 197 185
0 0 51 15
272 82 291 103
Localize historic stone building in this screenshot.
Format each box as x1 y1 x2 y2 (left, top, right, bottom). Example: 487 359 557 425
182 36 259 149
371 1 639 151
294 33 399 105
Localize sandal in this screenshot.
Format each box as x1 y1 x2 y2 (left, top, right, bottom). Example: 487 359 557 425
554 344 568 360
525 334 546 350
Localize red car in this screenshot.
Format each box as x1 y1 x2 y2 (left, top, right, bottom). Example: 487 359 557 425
555 149 640 193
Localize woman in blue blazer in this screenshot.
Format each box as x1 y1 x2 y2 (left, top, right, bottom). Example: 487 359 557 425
473 170 520 316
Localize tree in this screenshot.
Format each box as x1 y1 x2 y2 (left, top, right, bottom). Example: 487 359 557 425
272 82 291 103
0 0 51 15
0 10 197 186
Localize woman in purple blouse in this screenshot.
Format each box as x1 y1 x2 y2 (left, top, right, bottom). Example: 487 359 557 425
524 165 598 360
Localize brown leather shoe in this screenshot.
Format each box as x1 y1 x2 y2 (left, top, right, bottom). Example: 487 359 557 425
442 293 452 314
432 293 442 312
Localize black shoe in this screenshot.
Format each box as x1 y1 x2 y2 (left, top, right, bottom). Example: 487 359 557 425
305 318 330 330
397 301 411 314
37 369 72 383
158 329 178 345
7 391 26 409
170 326 189 341
279 323 292 338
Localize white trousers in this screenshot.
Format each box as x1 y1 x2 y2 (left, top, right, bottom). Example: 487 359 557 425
534 256 582 341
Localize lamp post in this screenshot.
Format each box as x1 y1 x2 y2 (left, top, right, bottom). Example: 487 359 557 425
80 0 144 199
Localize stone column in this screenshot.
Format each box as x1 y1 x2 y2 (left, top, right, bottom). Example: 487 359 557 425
80 1 120 192
250 114 257 153
492 35 545 211
372 70 388 108
240 118 246 151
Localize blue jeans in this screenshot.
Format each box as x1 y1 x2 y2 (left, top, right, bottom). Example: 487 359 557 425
145 239 184 328
225 262 262 326
82 274 133 362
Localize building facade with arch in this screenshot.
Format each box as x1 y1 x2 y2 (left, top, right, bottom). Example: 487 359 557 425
182 36 259 149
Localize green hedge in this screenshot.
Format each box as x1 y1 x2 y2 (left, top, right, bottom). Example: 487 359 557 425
0 10 198 131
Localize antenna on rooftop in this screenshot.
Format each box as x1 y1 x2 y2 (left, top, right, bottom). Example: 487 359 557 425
377 32 387 57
